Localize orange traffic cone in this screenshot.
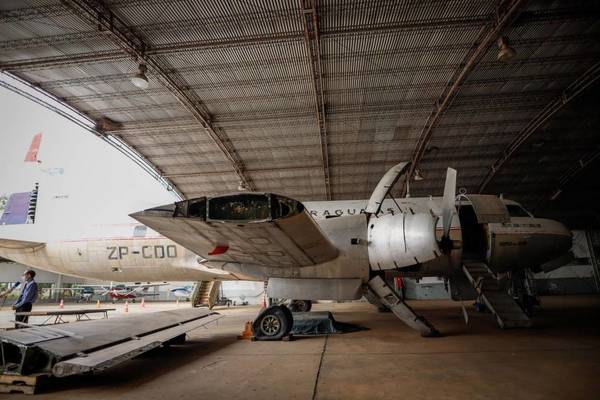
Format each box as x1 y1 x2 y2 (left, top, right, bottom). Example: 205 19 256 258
141 298 145 308
237 321 254 340
96 299 101 309
59 299 64 309
124 300 129 313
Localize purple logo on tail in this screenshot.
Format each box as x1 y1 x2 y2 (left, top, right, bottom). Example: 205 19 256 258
0 183 39 225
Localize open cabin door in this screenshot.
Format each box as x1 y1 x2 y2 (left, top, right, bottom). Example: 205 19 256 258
456 194 509 261
460 194 510 224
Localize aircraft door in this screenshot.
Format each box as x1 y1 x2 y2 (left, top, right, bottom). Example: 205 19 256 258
457 195 509 261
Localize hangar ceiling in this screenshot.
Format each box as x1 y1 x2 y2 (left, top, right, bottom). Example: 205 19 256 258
0 0 599 227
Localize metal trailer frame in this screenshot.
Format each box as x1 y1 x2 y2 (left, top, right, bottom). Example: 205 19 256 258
15 308 116 325
0 308 221 377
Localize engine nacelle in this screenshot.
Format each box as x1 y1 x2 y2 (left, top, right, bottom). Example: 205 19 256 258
367 213 442 270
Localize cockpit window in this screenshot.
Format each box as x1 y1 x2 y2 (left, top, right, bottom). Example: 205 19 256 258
506 204 531 217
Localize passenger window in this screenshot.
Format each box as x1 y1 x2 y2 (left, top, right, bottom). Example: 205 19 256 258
506 205 531 217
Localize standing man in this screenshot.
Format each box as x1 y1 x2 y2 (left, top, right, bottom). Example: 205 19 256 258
12 270 38 328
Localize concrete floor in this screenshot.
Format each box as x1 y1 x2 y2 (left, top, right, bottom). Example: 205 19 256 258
1 296 599 399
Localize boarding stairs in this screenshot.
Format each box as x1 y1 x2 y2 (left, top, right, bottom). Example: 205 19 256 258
191 280 221 309
462 261 532 328
366 276 440 337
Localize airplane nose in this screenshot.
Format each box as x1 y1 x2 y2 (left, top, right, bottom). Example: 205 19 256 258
557 221 572 238
556 221 572 253
541 219 572 256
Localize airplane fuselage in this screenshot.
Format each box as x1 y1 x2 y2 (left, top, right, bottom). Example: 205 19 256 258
0 196 571 287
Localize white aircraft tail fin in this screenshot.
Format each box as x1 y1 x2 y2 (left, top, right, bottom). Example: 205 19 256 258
0 183 40 226
1 133 47 228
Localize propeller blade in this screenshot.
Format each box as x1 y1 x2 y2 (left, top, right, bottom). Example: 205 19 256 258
365 162 410 215
442 167 457 238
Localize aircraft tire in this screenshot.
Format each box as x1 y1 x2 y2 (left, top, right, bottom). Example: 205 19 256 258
253 305 293 341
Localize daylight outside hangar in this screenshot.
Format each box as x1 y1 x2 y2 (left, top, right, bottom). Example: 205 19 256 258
0 1 600 398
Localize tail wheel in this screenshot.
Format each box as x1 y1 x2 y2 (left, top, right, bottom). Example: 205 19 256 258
289 300 312 312
253 305 293 341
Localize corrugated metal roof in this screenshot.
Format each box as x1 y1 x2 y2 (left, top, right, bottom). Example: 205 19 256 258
0 0 599 225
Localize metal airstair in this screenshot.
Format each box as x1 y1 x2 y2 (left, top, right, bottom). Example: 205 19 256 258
191 280 221 309
366 276 440 337
462 262 532 328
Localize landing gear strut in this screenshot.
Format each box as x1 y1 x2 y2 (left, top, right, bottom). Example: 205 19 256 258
367 276 441 337
288 300 312 312
252 305 293 341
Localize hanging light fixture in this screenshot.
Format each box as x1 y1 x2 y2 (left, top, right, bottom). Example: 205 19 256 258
497 36 516 62
413 168 425 181
131 63 149 89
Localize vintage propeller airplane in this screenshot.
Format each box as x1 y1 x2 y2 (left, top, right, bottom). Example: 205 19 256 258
0 162 572 338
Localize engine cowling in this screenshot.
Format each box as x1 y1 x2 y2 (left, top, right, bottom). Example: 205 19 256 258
367 212 442 270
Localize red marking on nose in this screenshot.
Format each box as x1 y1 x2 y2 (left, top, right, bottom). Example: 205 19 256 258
208 245 229 255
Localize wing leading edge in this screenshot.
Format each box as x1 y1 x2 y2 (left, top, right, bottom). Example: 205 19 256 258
0 238 45 250
130 193 339 268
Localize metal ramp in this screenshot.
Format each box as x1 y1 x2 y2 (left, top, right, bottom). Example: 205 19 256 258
0 308 222 377
366 276 440 337
462 262 532 328
191 280 221 309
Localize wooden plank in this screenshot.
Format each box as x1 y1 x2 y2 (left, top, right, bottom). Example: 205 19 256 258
0 373 46 395
0 373 45 385
0 383 35 394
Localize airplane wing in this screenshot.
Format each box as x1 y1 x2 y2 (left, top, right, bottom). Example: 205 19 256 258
130 283 169 288
0 238 45 250
131 193 339 268
131 284 168 293
69 285 109 289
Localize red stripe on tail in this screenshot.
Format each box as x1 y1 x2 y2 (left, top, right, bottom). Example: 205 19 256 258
24 133 42 162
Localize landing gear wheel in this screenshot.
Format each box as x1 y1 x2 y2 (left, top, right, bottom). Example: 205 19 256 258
289 300 312 312
253 305 293 341
422 329 442 338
